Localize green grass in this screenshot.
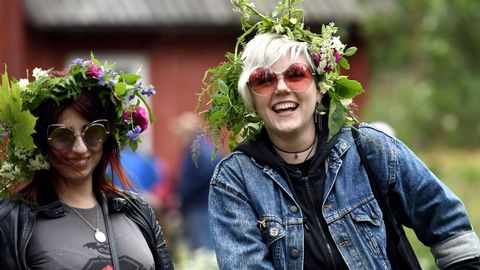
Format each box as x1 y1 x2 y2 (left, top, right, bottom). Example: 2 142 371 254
406 149 480 269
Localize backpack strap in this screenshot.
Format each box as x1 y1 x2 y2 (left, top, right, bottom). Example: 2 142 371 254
351 123 421 270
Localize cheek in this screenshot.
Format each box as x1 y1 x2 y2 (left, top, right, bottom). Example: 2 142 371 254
91 148 104 167
47 148 66 165
252 96 269 114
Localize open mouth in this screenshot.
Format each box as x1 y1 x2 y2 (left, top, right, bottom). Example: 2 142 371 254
272 102 298 113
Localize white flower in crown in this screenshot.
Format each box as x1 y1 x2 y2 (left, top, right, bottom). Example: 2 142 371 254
331 36 346 53
317 81 331 95
17 79 30 91
31 154 50 171
341 98 353 107
274 24 284 34
0 162 14 181
32 68 49 81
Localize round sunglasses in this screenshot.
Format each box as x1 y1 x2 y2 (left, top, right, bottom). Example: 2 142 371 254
248 63 315 96
47 119 110 150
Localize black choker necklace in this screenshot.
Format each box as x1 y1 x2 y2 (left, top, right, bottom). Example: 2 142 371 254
273 136 317 159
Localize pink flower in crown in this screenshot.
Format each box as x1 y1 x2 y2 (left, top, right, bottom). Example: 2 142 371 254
123 106 149 132
85 60 102 78
333 50 342 63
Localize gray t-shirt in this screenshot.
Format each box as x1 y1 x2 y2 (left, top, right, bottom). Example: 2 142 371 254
26 204 155 270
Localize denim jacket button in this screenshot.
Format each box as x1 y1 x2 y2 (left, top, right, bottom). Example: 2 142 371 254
290 248 299 257
269 227 279 237
290 206 298 213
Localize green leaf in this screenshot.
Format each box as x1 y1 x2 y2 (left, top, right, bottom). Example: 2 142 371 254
121 74 142 85
344 46 357 57
114 82 127 97
212 93 229 104
328 97 345 140
217 79 229 94
336 77 363 98
12 110 37 148
128 139 138 151
90 52 101 66
0 72 37 148
0 70 11 115
339 57 350 70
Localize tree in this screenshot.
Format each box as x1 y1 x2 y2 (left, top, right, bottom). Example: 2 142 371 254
360 0 480 148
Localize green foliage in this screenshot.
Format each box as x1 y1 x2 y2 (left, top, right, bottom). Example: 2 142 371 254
0 55 155 195
360 0 480 148
197 0 363 150
196 52 262 152
0 71 37 149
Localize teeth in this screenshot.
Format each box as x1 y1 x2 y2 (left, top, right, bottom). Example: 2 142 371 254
69 158 88 166
273 102 297 111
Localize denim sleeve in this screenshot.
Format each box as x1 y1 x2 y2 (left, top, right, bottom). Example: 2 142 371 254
360 125 480 269
208 156 276 270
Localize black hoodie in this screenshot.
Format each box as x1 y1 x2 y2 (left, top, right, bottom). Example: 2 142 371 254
236 116 348 270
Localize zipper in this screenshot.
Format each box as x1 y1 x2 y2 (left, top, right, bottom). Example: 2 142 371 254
303 176 337 270
22 209 37 270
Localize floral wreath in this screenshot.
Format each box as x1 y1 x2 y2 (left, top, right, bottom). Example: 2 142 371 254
196 0 364 152
0 54 156 194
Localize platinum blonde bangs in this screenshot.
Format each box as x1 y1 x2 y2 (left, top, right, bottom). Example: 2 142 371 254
238 33 315 111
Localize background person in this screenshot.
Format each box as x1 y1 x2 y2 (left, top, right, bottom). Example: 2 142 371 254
0 57 174 269
172 111 221 252
197 1 480 269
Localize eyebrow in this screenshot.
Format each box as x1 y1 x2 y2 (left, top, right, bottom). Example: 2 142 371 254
50 122 90 133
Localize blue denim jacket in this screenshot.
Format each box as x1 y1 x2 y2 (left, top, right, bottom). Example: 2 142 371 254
209 124 480 270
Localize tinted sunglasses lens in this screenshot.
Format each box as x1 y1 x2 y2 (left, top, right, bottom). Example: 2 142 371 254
83 124 107 148
248 67 277 95
49 128 75 150
284 63 313 91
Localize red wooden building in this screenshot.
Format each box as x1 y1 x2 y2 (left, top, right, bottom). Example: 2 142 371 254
0 0 393 198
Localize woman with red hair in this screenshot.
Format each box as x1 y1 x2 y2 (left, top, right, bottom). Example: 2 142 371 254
0 57 174 270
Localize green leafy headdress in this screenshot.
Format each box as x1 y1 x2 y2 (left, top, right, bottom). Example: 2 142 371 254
0 54 156 194
196 0 364 151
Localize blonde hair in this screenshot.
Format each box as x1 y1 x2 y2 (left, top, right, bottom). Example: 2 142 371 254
238 33 316 111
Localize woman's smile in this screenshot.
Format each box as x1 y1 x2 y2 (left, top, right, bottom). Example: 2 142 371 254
272 101 298 113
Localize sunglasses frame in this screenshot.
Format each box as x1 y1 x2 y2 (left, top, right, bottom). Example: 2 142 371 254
47 119 110 150
248 62 315 96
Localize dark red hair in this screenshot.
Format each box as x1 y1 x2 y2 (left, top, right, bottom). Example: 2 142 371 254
17 89 134 202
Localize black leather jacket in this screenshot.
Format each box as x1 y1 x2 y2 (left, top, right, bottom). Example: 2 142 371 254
0 188 174 270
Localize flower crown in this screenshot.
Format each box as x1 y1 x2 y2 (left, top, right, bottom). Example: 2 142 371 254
196 0 364 151
0 54 156 194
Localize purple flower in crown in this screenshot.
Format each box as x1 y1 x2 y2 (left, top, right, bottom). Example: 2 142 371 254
333 50 342 63
70 58 84 68
324 63 335 72
123 106 149 132
313 52 322 67
313 50 339 73
0 124 8 138
141 86 156 96
126 125 142 141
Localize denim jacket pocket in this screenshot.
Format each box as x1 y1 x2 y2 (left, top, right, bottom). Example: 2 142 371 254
258 216 286 268
349 201 387 257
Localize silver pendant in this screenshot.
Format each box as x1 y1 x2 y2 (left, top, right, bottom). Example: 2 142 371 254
95 229 107 243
